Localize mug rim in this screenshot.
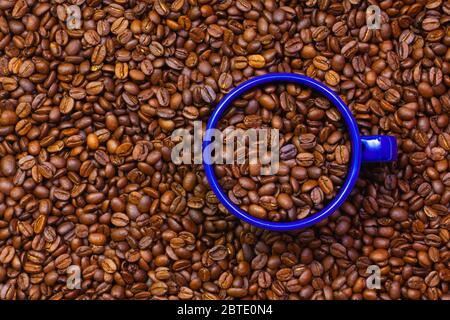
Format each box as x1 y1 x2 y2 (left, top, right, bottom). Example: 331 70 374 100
202 73 362 231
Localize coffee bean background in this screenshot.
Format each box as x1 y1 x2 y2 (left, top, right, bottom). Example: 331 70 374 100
0 0 449 300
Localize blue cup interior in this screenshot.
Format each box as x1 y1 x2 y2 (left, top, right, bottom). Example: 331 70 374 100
202 73 362 231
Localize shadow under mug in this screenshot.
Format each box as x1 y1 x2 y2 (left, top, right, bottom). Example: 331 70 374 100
202 73 397 231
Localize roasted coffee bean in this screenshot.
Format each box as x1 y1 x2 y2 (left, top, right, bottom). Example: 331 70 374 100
0 155 16 177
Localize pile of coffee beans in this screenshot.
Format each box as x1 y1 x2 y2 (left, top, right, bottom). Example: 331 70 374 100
0 0 449 300
215 83 351 221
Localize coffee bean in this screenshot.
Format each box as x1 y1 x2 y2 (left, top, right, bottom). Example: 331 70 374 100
248 204 267 219
0 155 16 177
111 17 129 35
18 60 35 78
312 26 330 42
101 258 117 274
280 144 297 160
85 81 104 95
88 233 107 246
111 213 129 227
422 17 440 32
318 176 334 195
200 85 216 103
325 70 340 86
330 243 347 258
313 56 330 71
0 246 15 264
389 207 408 222
248 55 266 69
208 245 228 261
335 145 350 164
369 249 389 263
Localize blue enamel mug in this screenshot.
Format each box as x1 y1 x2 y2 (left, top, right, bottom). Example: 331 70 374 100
202 73 397 231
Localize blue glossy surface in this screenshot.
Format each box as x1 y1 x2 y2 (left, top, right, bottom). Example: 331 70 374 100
202 73 397 231
361 136 397 162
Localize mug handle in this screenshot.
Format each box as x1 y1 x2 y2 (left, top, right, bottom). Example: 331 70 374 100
361 136 397 162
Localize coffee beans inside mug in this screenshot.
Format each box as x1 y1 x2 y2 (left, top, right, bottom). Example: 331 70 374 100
215 83 351 221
